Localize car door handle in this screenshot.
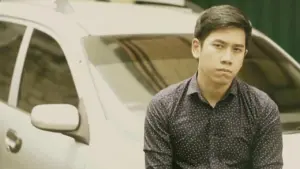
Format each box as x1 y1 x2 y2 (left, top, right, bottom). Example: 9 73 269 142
5 129 22 153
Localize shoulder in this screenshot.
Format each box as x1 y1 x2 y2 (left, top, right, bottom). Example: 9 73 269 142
148 78 190 114
237 80 278 113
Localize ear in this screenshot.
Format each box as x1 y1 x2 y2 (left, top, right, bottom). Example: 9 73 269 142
245 49 248 56
191 38 201 59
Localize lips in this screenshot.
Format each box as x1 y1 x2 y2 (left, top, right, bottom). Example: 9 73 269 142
216 68 232 73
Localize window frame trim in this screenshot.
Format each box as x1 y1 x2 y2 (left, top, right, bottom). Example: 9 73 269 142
0 16 34 107
8 26 33 107
0 16 81 112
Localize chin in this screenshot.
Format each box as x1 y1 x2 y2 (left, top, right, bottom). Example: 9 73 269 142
211 77 233 86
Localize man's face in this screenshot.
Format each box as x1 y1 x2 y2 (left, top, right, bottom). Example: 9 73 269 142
192 27 247 85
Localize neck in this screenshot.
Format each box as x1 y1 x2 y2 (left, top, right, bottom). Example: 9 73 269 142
197 71 232 107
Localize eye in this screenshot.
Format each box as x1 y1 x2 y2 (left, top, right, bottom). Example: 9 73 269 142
213 43 224 49
233 48 243 53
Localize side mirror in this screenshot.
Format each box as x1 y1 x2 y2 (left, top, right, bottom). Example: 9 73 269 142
31 104 79 132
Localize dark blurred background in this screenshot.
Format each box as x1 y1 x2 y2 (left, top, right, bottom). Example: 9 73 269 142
190 0 300 62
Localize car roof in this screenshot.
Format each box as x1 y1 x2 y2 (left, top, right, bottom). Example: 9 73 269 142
70 1 199 36
0 1 199 36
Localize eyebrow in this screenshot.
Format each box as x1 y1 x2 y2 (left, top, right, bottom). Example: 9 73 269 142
213 39 245 48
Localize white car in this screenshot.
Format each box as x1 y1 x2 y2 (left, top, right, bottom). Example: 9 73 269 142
0 0 298 168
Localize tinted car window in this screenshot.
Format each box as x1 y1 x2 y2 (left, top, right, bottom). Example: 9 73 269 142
18 29 79 113
0 21 26 102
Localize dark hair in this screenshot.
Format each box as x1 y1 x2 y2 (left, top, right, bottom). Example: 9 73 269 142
194 5 252 47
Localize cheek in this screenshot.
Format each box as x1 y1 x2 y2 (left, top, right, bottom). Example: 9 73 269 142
200 51 220 66
198 57 216 73
232 58 244 72
233 56 244 66
199 50 216 61
198 52 210 66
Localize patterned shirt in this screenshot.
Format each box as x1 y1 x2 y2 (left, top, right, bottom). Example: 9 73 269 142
144 73 283 169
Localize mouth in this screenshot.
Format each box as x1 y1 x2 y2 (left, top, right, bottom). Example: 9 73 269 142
216 68 232 73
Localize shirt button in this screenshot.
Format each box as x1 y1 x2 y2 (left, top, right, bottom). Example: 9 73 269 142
209 147 218 168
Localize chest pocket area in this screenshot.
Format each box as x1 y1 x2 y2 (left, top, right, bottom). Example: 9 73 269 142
215 119 254 165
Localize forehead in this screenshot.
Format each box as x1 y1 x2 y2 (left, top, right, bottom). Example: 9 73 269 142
205 27 246 45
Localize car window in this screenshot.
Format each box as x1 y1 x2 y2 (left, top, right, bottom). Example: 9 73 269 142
239 36 300 113
84 35 197 116
17 29 79 113
84 34 300 132
0 21 26 102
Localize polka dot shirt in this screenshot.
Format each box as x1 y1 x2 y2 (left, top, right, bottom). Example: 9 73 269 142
144 73 283 169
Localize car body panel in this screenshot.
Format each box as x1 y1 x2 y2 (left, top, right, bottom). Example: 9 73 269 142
0 102 87 169
0 3 96 168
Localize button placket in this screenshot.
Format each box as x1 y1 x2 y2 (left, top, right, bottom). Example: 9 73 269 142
208 108 218 167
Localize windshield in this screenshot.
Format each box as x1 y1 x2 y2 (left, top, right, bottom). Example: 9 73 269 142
83 34 300 132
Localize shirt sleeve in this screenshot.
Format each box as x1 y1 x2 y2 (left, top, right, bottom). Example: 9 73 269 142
252 99 283 169
143 98 173 169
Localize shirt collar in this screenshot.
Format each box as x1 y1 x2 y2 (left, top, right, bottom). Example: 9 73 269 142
186 72 201 96
186 72 238 98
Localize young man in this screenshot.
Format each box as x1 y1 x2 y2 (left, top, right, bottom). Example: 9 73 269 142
143 4 283 169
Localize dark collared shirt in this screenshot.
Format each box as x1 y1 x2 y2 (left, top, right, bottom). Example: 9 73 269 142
144 73 283 169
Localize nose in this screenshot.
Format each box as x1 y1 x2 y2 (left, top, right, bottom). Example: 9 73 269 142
220 50 232 65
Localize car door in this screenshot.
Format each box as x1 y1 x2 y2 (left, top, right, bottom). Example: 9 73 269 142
0 20 28 169
1 25 87 169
